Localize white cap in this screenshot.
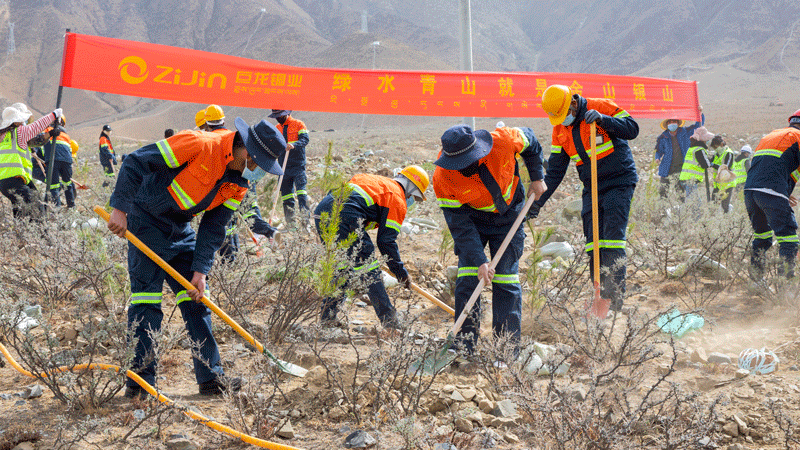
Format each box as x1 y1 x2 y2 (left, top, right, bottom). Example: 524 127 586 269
740 145 752 154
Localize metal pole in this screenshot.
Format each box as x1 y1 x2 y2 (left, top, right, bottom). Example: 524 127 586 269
459 0 474 129
44 28 70 203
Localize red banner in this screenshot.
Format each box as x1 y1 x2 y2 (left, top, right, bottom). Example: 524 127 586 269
60 32 700 121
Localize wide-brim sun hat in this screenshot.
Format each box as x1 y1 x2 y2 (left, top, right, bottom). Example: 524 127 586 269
690 126 715 142
1 107 30 129
234 117 285 175
10 103 32 121
660 118 686 130
435 124 493 170
268 109 292 118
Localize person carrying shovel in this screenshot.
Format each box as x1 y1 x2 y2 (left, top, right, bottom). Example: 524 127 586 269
432 124 546 356
106 118 284 399
535 84 639 319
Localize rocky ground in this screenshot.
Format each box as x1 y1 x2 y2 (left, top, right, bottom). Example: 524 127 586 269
1 109 800 450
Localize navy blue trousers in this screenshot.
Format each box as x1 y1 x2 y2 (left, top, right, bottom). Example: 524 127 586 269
281 167 308 223
581 184 634 311
453 218 524 354
125 213 224 388
314 194 395 323
744 190 798 278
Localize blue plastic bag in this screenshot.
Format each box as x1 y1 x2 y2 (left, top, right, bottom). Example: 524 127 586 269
657 309 705 338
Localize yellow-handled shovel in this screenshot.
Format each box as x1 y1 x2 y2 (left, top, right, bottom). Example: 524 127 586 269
94 205 307 377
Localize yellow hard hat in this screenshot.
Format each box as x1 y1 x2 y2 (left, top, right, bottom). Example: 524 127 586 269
541 84 572 126
194 109 206 128
204 104 225 124
399 165 429 201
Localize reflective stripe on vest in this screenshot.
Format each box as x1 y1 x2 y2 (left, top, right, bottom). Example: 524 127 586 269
348 183 375 206
753 148 782 158
158 139 180 168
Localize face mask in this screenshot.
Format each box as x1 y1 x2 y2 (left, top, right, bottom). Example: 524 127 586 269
561 113 575 127
406 196 415 207
667 123 678 132
242 165 266 182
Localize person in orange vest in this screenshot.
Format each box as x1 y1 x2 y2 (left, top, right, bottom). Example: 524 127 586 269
0 104 61 218
269 110 310 228
536 84 639 318
106 118 284 399
195 109 209 131
99 124 117 187
201 105 281 258
42 114 77 208
314 166 429 329
433 124 546 356
744 109 800 279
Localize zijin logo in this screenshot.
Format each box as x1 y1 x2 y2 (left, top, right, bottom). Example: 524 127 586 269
117 55 227 89
119 56 148 84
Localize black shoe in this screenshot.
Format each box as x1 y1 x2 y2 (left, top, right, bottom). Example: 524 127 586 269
124 385 149 400
198 377 243 396
380 312 402 330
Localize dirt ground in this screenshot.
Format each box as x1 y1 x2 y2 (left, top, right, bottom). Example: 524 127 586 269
2 89 800 450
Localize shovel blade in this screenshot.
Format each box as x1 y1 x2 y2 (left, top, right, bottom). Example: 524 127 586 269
408 335 458 375
264 348 308 377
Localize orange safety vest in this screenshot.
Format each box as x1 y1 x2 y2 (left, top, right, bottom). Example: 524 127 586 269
753 127 800 159
347 173 407 232
158 130 247 214
276 116 307 144
433 127 528 213
44 127 72 146
99 135 114 154
551 98 628 166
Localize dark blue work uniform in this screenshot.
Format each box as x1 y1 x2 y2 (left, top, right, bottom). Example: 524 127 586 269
110 130 247 390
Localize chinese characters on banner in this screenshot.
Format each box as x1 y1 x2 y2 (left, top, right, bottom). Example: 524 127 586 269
60 33 701 121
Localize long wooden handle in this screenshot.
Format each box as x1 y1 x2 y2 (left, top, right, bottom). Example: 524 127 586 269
590 123 601 297
268 150 292 222
381 265 455 315
450 192 537 336
93 206 266 354
412 283 455 316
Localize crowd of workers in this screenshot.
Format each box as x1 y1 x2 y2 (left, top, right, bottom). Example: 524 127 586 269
0 90 798 398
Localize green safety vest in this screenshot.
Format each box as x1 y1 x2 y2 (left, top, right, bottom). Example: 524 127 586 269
0 129 32 184
712 146 735 190
732 157 748 187
679 145 709 182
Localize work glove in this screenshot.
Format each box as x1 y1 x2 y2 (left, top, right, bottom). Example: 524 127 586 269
584 109 604 124
400 275 412 289
53 108 63 120
49 127 61 138
527 204 540 220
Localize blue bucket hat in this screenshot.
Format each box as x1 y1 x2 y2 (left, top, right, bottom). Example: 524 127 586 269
435 124 493 170
268 109 292 118
234 117 285 175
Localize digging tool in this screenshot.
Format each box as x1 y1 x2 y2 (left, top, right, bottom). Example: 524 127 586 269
410 191 539 375
703 166 712 202
268 148 291 226
382 265 455 316
70 178 89 190
93 205 307 377
586 123 610 319
237 212 263 257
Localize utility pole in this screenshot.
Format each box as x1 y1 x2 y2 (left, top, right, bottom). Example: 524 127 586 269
459 0 474 129
361 41 380 131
